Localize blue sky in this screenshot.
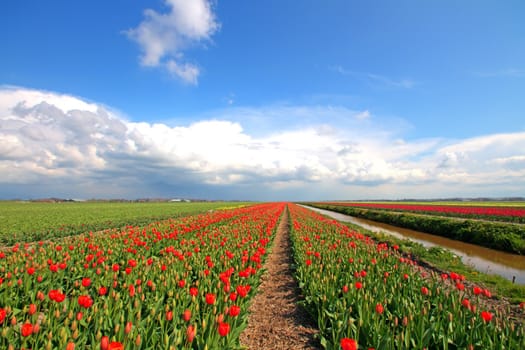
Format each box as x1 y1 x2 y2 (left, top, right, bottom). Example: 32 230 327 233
1 1 524 200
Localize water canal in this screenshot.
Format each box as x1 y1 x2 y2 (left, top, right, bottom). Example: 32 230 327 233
303 205 525 285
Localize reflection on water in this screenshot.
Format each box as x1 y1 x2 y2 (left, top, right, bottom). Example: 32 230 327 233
303 205 525 285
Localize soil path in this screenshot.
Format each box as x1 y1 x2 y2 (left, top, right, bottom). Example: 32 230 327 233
240 206 320 350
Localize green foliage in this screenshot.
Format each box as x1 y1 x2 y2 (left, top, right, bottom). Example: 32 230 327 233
289 204 525 350
0 203 283 349
0 201 249 245
310 204 525 254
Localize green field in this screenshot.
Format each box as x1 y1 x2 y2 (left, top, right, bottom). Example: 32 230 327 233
0 201 250 245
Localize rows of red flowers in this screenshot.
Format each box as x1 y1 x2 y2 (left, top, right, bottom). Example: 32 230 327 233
322 202 525 222
0 203 285 349
289 204 525 349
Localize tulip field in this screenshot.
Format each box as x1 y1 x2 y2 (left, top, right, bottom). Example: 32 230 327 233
289 204 525 349
310 202 525 254
321 201 525 223
1 202 524 349
0 201 246 246
0 202 284 349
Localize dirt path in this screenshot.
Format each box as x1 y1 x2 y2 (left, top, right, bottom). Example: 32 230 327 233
240 206 320 350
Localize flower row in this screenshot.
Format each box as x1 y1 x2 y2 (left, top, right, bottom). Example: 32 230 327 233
0 202 285 349
289 204 524 349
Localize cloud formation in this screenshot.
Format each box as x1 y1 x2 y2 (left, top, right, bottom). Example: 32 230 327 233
126 0 219 84
1 87 524 200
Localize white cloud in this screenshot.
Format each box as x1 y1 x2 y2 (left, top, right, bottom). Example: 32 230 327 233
1 87 524 200
126 0 219 84
165 60 200 85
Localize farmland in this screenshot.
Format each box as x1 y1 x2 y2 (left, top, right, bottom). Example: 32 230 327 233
0 202 284 349
319 201 525 223
309 202 525 255
0 202 524 349
0 201 248 246
289 204 525 349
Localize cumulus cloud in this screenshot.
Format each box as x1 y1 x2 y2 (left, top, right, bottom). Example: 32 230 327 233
126 0 219 84
1 86 524 200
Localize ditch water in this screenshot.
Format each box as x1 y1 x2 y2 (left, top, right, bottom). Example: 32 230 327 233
303 205 525 285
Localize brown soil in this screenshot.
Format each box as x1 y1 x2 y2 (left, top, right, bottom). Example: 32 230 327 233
240 207 321 350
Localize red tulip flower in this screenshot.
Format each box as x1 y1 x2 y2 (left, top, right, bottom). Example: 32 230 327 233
100 336 109 350
205 293 216 305
78 295 93 308
375 303 384 315
340 337 358 350
481 311 493 322
21 323 33 337
229 305 241 317
182 309 191 322
186 325 196 342
81 277 91 287
0 308 6 324
108 342 124 350
218 321 230 337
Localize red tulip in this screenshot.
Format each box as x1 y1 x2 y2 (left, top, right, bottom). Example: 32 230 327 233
108 342 124 350
236 285 251 298
229 305 241 317
218 321 230 337
78 295 93 308
21 323 33 337
375 303 384 315
100 336 109 350
205 293 215 305
186 325 196 342
81 277 91 287
481 311 493 322
340 337 358 350
182 309 191 322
